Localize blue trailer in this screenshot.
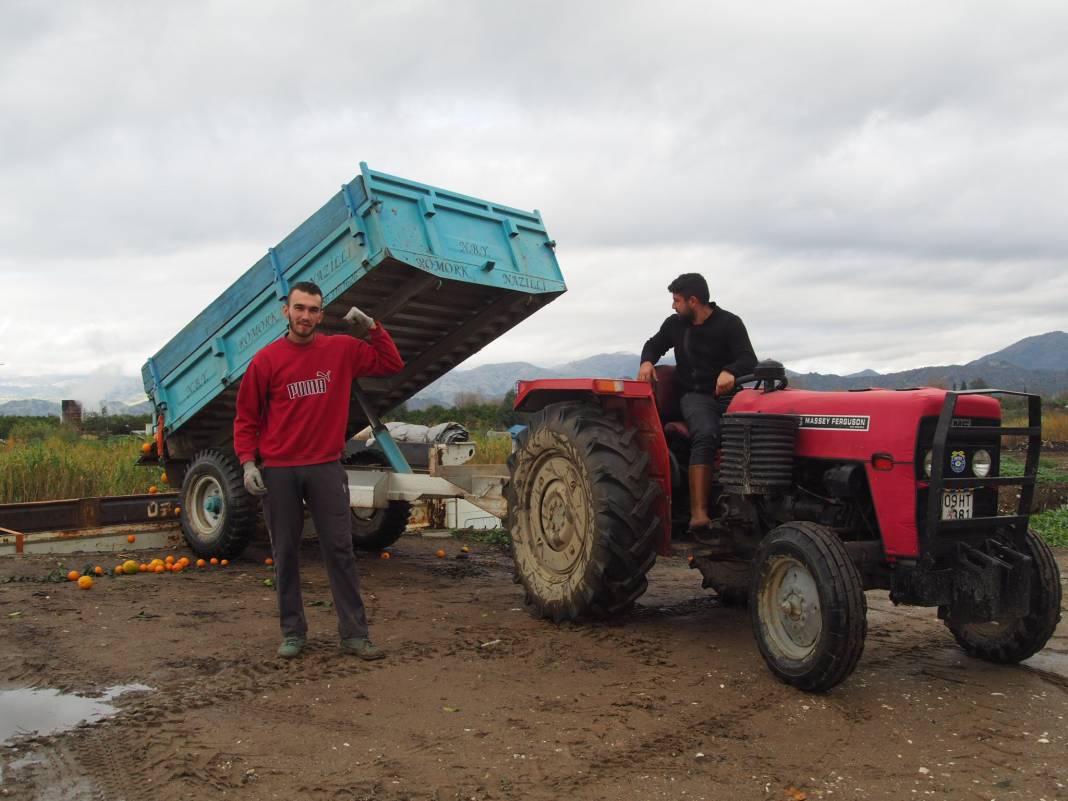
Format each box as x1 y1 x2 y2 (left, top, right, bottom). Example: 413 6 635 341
141 163 565 557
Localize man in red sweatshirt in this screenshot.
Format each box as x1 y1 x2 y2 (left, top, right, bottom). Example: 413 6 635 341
234 281 404 660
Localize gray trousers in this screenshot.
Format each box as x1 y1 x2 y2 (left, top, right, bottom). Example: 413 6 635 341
261 460 369 640
680 392 731 466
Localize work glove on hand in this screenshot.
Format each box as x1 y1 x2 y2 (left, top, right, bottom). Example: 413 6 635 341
344 306 375 337
242 461 268 497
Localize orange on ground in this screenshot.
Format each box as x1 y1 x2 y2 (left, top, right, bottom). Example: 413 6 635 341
220 559 229 566
127 534 136 543
210 557 219 565
140 442 152 454
67 570 80 581
380 551 390 560
148 485 158 494
435 549 446 559
165 555 175 565
138 564 147 573
174 506 182 516
122 560 138 575
172 563 184 573
154 564 165 574
77 575 93 590
265 557 274 566
113 565 124 575
196 559 206 568
93 566 104 576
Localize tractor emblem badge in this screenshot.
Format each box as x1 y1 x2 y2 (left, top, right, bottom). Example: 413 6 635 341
950 450 967 474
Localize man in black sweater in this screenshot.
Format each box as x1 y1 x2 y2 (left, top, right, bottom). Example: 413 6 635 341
638 273 757 533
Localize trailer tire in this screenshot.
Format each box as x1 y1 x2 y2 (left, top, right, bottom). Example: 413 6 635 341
505 402 660 622
750 522 867 692
946 528 1062 663
179 449 258 559
351 502 411 551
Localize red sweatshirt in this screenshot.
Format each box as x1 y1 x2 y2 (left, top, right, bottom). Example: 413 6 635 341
233 326 404 467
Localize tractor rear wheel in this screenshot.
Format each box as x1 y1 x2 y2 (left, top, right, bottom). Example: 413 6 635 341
179 449 259 558
750 522 867 692
505 402 660 621
351 502 412 551
946 528 1062 663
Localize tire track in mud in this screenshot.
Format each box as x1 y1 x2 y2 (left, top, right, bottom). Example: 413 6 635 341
542 682 785 796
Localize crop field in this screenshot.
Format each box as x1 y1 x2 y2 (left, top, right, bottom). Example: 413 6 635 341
0 421 164 504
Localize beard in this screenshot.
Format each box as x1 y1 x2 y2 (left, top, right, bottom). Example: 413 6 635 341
288 318 318 339
676 306 694 321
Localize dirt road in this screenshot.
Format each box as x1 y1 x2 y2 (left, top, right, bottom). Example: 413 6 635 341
2 533 1066 801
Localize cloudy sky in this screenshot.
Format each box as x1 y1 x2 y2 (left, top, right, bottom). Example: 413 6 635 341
2 0 1067 391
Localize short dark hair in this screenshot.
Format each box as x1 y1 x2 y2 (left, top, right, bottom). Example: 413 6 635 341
667 273 710 304
287 281 323 303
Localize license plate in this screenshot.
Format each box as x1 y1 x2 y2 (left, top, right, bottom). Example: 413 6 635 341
941 489 974 520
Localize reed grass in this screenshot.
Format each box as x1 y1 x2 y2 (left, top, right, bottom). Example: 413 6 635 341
0 429 162 504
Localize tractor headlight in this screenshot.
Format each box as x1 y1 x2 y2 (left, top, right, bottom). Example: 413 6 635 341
973 448 992 477
923 449 933 478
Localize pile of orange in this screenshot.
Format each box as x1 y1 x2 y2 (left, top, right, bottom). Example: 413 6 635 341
70 552 235 588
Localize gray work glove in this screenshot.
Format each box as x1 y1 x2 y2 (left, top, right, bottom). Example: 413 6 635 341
242 461 268 497
343 306 375 337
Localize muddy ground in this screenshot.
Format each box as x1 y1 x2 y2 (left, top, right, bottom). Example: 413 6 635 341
1 533 1066 801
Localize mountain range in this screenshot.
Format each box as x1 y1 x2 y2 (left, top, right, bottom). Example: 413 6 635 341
2 331 1066 416
406 330 1068 407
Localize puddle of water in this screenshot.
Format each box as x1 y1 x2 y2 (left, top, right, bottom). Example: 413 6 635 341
0 683 153 745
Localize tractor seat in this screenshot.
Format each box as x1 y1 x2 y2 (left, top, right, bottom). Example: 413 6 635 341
653 365 690 440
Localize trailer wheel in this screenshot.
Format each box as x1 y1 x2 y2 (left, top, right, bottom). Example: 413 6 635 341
750 522 867 692
179 449 258 558
351 502 411 551
946 528 1062 663
505 402 660 621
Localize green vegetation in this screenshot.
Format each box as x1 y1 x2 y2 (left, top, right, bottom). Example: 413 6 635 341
0 413 151 439
1000 455 1068 484
451 527 512 549
468 431 513 465
0 424 162 504
1032 507 1068 547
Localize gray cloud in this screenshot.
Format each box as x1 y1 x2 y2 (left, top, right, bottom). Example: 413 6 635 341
1 0 1066 380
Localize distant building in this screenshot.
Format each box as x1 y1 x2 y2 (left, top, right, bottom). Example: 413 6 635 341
61 400 83 427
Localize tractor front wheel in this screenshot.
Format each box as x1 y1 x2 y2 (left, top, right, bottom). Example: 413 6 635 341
750 522 867 692
505 402 660 621
946 528 1062 663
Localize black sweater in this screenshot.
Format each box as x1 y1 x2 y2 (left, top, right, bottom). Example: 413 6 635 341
640 304 758 394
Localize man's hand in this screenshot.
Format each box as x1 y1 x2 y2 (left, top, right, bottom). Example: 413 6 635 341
243 461 268 497
637 361 657 384
714 370 736 397
344 306 376 337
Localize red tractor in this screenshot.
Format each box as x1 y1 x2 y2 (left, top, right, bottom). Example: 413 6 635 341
505 361 1062 691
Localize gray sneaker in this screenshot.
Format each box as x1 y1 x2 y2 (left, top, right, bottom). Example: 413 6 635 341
339 637 385 660
277 635 306 659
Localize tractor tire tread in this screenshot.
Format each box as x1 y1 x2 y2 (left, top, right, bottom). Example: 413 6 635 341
506 402 660 622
